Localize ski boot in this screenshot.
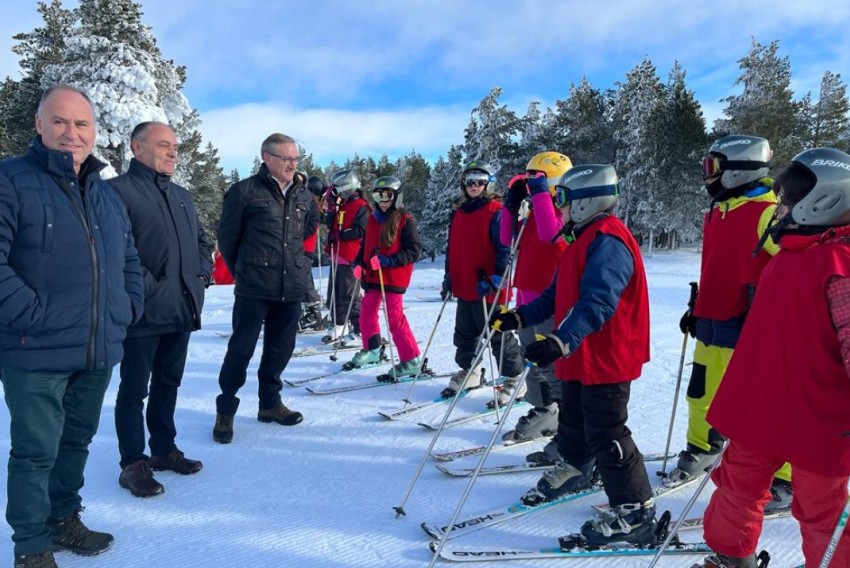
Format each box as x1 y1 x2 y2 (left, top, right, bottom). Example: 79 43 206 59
340 331 361 348
342 346 385 371
378 357 426 383
691 551 766 568
440 367 484 398
521 459 596 506
502 403 558 443
763 478 793 514
526 438 561 466
664 445 718 486
486 374 527 409
579 498 657 546
321 324 347 344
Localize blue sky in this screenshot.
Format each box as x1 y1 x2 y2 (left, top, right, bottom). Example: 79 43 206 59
2 0 850 175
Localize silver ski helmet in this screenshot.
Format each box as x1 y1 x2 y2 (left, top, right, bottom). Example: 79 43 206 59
786 148 850 227
307 175 325 197
554 164 620 226
330 169 362 199
703 134 772 197
460 160 496 197
372 175 403 208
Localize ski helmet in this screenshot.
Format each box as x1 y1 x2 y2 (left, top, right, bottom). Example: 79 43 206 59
330 169 362 199
703 134 772 197
554 164 620 226
293 169 307 187
785 148 850 227
460 160 496 196
307 175 325 197
372 175 403 208
526 151 573 197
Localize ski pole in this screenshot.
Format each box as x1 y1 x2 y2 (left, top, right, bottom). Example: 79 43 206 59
481 295 503 421
659 281 699 476
330 274 360 362
398 294 452 407
427 364 532 568
818 491 850 568
647 445 726 568
393 322 504 518
375 256 398 382
317 224 324 309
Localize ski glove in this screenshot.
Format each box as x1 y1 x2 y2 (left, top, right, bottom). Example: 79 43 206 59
489 306 523 332
440 273 452 301
526 171 550 196
353 265 363 280
524 334 570 367
477 274 502 298
370 256 381 270
679 311 696 338
503 174 528 212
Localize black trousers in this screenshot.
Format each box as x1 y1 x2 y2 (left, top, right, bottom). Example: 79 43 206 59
326 262 360 332
115 331 191 467
557 380 652 506
453 298 524 378
216 296 301 415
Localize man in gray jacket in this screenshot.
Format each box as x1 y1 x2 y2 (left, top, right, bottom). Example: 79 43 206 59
109 122 211 498
0 85 144 568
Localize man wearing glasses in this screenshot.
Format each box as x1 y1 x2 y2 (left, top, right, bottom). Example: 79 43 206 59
213 133 318 444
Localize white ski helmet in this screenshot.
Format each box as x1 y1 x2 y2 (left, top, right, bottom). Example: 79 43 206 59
460 160 497 196
372 175 403 208
703 134 772 197
330 169 362 199
787 148 850 227
555 164 620 226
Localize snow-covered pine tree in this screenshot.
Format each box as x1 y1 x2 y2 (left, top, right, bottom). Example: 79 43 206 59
419 145 463 259
610 57 666 236
250 157 262 175
0 0 74 158
178 130 226 242
228 169 241 186
809 71 850 149
647 61 708 250
394 151 430 223
463 87 521 189
553 77 615 165
41 0 197 174
714 38 801 169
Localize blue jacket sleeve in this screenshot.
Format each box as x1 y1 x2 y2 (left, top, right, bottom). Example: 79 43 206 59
551 233 634 352
490 209 510 275
517 278 557 327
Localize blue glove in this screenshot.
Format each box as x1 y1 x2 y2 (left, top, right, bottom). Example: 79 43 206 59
440 273 452 300
525 334 569 367
378 255 396 268
526 171 550 196
503 174 528 212
477 274 502 297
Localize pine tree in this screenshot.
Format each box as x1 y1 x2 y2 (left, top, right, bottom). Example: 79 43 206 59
553 77 615 164
420 145 463 258
714 38 801 168
463 87 522 187
228 168 241 186
179 131 225 241
41 0 197 173
250 156 262 175
394 151 430 222
809 71 850 149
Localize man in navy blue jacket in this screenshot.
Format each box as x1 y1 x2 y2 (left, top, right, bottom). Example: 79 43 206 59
109 122 211 499
0 85 144 568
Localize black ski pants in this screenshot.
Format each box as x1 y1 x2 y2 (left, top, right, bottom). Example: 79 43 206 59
326 263 360 332
556 380 652 506
453 298 524 378
216 296 300 415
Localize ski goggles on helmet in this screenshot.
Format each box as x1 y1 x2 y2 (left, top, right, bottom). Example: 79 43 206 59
702 154 771 180
371 189 394 204
702 154 723 180
553 183 619 208
463 172 491 188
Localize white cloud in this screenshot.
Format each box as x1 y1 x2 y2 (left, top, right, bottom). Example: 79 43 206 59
198 103 470 174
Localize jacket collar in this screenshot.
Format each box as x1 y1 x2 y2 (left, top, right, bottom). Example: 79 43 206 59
27 136 106 183
128 158 172 190
780 225 850 252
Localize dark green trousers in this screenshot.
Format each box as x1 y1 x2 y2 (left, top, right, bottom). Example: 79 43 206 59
2 367 112 554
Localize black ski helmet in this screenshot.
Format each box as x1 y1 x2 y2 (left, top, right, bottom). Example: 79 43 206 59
307 175 325 197
372 176 403 208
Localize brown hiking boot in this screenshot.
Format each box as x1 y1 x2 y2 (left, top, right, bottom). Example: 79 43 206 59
48 510 114 556
213 413 234 444
257 403 303 426
151 449 203 475
14 551 57 568
118 460 164 498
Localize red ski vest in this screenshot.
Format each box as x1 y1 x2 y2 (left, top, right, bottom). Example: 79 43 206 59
448 200 509 303
707 227 850 476
325 197 367 262
554 216 649 385
212 249 234 285
514 210 566 293
362 214 414 290
694 200 775 320
303 224 318 254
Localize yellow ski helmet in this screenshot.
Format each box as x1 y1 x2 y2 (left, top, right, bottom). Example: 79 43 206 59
526 152 573 196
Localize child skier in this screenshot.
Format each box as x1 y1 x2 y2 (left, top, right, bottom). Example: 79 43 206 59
490 163 655 547
498 152 571 447
323 169 369 346
346 176 423 378
441 161 525 400
673 135 792 514
693 148 850 568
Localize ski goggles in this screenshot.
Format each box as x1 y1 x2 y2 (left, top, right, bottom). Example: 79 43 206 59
553 183 619 208
371 189 394 204
463 172 491 188
702 154 771 180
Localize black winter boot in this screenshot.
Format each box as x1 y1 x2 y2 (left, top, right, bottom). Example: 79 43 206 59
48 510 114 556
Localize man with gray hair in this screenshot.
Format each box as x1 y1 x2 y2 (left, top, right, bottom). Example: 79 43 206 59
213 133 318 443
109 121 211 498
0 84 144 568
